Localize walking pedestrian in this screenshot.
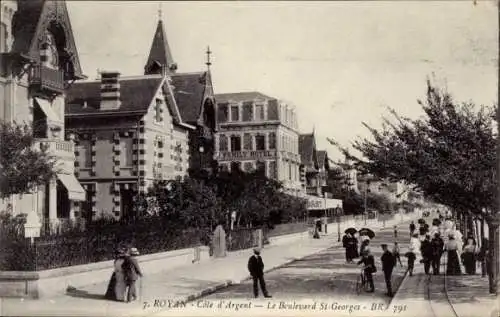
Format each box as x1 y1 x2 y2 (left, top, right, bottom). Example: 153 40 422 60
123 247 143 302
409 221 416 237
360 239 370 256
431 232 444 275
247 247 272 298
381 244 396 297
342 233 357 263
393 242 403 267
393 225 398 239
420 235 433 275
357 249 376 293
445 234 462 275
406 234 420 276
104 248 127 302
461 237 477 275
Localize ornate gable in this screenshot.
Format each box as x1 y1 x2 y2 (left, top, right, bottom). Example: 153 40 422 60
13 0 83 79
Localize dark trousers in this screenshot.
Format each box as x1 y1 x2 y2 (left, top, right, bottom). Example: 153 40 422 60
481 260 487 277
423 258 431 274
383 270 393 295
126 280 137 302
365 271 374 291
407 257 415 275
252 275 269 297
432 255 441 275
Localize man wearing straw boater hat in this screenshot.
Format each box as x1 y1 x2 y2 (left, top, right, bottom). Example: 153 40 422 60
124 247 143 302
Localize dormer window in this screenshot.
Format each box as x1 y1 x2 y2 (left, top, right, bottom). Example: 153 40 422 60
155 98 163 123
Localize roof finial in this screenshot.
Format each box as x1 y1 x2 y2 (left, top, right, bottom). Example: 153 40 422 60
158 2 163 21
205 45 212 69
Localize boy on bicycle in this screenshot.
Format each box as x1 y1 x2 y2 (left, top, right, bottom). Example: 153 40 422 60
357 249 376 293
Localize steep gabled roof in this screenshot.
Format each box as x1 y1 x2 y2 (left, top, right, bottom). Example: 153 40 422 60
12 0 84 78
215 91 274 103
65 76 164 115
144 20 176 75
299 133 318 170
170 71 211 123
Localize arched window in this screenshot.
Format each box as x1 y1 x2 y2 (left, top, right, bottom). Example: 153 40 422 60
219 135 228 151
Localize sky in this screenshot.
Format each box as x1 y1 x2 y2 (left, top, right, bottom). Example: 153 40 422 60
67 0 498 161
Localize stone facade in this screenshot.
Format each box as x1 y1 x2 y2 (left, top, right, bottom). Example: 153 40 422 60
0 0 85 228
215 92 302 196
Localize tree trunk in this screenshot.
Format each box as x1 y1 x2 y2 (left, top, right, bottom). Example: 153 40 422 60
488 220 498 294
481 217 485 244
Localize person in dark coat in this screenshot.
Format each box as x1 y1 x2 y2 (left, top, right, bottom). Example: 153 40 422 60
431 232 444 275
420 235 433 275
357 249 376 293
247 247 272 298
105 248 127 301
381 244 396 297
343 233 358 263
123 247 143 302
409 221 416 237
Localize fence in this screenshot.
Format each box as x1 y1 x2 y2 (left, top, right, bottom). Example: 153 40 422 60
267 222 308 237
226 227 269 251
0 216 203 271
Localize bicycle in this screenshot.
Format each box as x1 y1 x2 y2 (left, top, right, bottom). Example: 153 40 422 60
356 268 369 294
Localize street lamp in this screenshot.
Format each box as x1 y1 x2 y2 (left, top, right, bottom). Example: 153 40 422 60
336 207 342 242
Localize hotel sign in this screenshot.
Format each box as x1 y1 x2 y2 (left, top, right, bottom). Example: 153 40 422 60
306 195 343 210
217 150 277 161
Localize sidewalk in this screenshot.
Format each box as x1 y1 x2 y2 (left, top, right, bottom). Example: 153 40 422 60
0 214 415 317
446 274 498 317
384 244 499 317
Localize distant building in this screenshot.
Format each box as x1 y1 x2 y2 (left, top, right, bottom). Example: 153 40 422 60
298 132 342 218
214 92 302 195
64 15 216 221
0 0 86 231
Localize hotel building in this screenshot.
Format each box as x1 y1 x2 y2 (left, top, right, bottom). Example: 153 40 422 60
215 92 303 195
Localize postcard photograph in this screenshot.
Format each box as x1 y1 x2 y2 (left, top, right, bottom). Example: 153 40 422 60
0 0 499 317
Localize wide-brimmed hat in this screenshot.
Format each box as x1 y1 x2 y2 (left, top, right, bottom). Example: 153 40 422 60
129 247 140 255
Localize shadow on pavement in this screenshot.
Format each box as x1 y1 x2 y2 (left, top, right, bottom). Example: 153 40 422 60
66 286 107 301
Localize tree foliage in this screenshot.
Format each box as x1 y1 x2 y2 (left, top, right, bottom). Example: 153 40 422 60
329 80 497 221
143 169 307 230
0 121 56 198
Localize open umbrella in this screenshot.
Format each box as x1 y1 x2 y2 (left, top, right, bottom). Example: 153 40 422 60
359 228 375 239
344 227 357 235
432 218 441 226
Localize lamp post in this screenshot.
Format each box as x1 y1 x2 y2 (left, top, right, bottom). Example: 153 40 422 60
364 180 368 225
337 207 341 242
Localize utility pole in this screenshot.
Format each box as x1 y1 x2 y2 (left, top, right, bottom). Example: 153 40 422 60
364 180 368 225
495 0 500 295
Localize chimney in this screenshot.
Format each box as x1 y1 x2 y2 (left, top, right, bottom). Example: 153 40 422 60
100 71 121 110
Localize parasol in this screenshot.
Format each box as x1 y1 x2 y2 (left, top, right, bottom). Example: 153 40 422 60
359 228 375 239
345 227 357 235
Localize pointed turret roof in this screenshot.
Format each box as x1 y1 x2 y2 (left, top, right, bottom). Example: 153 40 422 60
11 0 84 79
144 19 177 75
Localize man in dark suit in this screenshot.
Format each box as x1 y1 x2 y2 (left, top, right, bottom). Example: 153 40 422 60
357 249 375 293
420 235 433 275
247 247 272 298
381 244 396 297
124 247 143 302
431 233 444 275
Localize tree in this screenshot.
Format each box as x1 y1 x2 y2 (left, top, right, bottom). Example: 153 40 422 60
0 121 56 199
329 80 498 292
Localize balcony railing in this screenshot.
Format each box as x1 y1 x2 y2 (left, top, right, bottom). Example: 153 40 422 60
30 65 65 94
306 186 320 196
34 138 74 159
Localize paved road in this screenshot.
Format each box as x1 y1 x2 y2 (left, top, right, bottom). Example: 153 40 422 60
203 221 412 305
